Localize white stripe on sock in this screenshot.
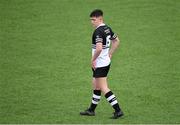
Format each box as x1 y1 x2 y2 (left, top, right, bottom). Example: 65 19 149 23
107 95 115 101
111 100 118 106
92 100 99 104
93 94 101 99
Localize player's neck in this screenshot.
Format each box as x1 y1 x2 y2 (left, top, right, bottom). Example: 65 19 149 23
96 22 105 29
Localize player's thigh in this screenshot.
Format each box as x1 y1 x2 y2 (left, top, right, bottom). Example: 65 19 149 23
92 78 100 90
95 77 109 93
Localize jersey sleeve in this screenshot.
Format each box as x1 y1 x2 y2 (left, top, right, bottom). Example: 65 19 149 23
94 29 103 43
109 28 117 40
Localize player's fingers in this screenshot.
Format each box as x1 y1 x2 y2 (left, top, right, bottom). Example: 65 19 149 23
109 54 112 59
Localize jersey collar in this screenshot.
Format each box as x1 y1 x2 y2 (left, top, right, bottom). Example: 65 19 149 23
96 23 105 29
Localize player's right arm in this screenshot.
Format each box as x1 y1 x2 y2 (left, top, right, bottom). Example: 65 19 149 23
91 42 103 69
91 29 103 69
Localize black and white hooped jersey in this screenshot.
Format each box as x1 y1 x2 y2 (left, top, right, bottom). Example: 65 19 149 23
92 23 117 68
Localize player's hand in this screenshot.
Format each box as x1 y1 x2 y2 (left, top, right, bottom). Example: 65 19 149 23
109 53 112 59
91 59 96 70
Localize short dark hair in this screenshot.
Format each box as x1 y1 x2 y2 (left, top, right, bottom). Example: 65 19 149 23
90 9 103 17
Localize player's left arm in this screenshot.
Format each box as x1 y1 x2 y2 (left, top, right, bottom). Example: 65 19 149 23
91 42 103 69
109 36 120 59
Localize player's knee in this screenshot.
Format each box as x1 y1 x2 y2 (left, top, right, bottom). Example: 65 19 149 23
95 87 101 90
100 87 110 95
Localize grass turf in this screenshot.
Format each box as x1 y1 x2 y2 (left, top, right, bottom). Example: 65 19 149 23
0 0 180 124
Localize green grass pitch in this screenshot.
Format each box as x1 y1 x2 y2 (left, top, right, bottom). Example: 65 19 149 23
0 0 180 124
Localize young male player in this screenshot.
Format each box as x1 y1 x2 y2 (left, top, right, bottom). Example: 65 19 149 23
80 9 124 119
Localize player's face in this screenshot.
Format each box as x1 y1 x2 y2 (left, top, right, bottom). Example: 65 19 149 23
90 17 102 28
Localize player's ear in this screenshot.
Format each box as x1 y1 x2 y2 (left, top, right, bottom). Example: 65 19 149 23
99 16 103 21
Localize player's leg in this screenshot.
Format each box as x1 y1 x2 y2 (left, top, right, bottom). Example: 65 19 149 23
96 77 124 119
88 78 101 112
80 78 101 116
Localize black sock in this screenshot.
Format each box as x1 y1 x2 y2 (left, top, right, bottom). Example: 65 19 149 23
89 90 101 112
105 91 121 112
